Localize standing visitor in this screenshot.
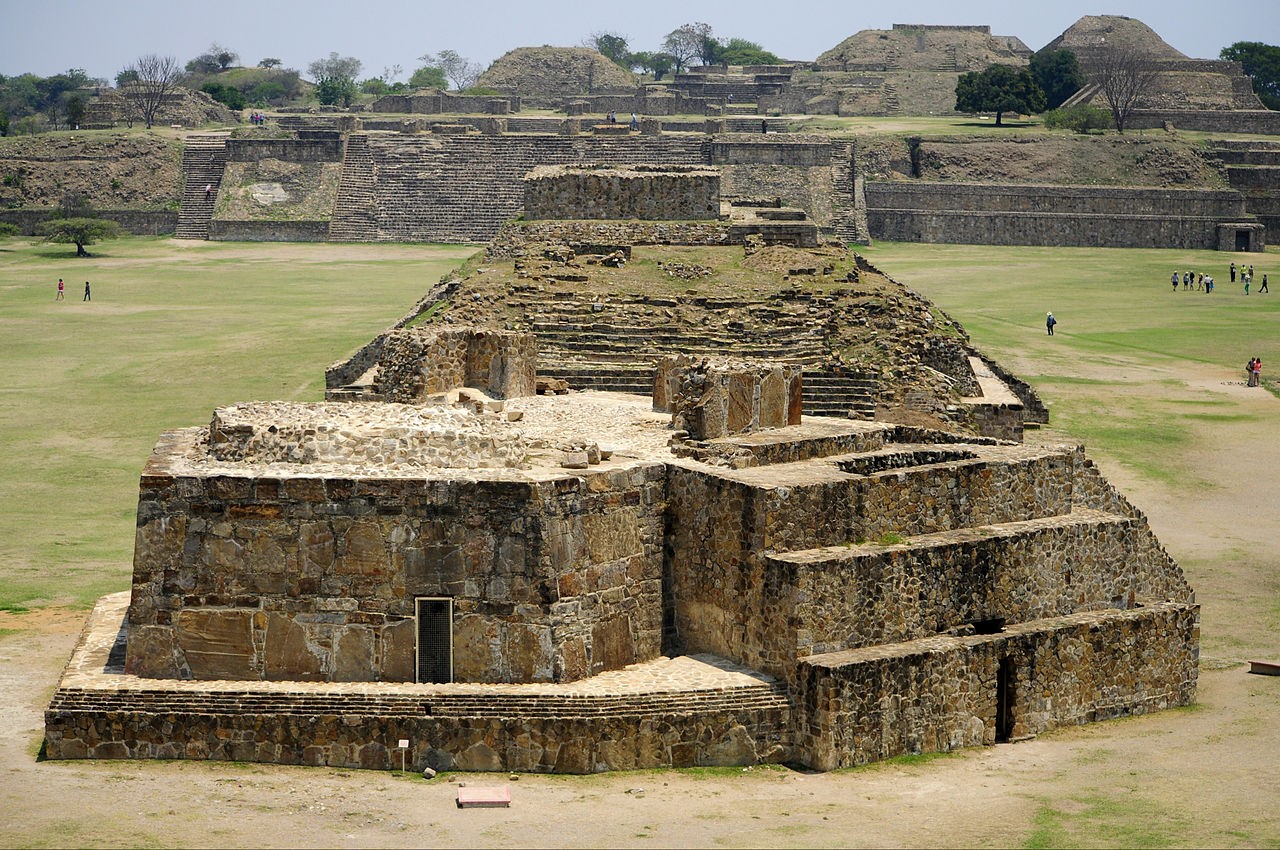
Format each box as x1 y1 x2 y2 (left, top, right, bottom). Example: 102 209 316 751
1252 357 1262 387
1231 262 1237 283
1260 274 1269 294
1171 271 1179 291
55 278 64 301
1046 312 1057 336
83 281 90 301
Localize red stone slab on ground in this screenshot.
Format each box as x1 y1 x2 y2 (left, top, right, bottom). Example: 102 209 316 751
456 786 511 808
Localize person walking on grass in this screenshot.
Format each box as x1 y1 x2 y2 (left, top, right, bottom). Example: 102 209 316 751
83 281 90 301
1046 311 1057 336
55 278 64 301
1261 274 1269 294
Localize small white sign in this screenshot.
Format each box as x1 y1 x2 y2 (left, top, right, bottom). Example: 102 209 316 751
398 739 409 749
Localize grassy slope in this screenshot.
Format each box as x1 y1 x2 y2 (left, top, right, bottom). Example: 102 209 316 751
0 237 477 610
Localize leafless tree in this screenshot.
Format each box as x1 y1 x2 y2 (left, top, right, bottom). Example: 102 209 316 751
1090 48 1161 134
119 54 181 129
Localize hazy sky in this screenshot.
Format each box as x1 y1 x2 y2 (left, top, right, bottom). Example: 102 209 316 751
2 0 1276 82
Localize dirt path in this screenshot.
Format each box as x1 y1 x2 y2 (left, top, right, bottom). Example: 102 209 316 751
2 358 1278 848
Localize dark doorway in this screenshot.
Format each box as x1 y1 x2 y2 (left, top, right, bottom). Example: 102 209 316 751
995 656 1016 743
1236 230 1251 252
416 597 453 683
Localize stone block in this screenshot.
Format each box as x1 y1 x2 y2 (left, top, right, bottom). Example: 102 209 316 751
175 609 255 679
263 612 324 681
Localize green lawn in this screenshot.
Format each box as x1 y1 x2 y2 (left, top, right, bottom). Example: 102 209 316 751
861 241 1280 485
0 237 478 610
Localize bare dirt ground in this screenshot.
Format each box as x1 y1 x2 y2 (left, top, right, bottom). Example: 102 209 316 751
2 359 1278 848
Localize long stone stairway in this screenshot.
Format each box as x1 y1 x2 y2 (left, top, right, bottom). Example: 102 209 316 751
174 133 230 240
513 288 878 419
1212 138 1280 236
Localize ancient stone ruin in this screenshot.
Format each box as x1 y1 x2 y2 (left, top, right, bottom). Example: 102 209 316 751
45 171 1199 771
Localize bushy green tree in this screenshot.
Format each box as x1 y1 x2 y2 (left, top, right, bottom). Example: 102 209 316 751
37 217 121 256
586 32 631 69
719 39 783 66
308 53 362 106
955 64 1046 125
1043 103 1113 133
1221 41 1280 110
1030 49 1083 110
663 23 713 72
630 51 675 81
409 65 447 90
201 81 246 109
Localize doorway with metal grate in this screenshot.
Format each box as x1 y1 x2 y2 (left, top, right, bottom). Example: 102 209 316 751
416 597 453 684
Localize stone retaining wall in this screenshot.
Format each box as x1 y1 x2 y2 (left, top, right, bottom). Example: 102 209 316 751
793 603 1199 769
866 182 1256 248
224 139 344 162
0 209 177 236
209 220 331 241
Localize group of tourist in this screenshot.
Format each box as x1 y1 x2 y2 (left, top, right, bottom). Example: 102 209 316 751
1172 270 1216 292
604 111 640 131
1247 356 1263 387
53 278 89 301
1230 262 1268 294
248 111 267 126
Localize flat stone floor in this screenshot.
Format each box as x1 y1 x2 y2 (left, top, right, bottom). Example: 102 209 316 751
57 591 779 697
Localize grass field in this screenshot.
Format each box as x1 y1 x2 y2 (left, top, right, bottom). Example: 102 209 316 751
861 241 1280 486
0 236 478 611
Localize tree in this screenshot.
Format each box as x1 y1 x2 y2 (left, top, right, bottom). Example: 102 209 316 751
1220 41 1280 110
585 32 631 69
37 218 122 256
65 93 86 128
409 65 447 90
420 51 482 91
1090 48 1160 133
1030 49 1084 110
954 64 1046 126
719 39 782 66
663 23 714 72
118 54 181 129
258 58 282 69
187 43 238 75
201 81 246 109
308 53 362 107
630 51 675 81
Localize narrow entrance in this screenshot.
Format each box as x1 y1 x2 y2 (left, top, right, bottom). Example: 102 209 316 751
416 597 453 684
1236 230 1251 252
995 656 1016 743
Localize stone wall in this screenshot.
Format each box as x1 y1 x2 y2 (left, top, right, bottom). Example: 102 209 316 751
523 165 721 221
208 220 331 241
866 182 1258 249
486 220 735 258
793 603 1198 769
224 139 344 162
124 427 665 684
372 327 537 401
0 209 177 236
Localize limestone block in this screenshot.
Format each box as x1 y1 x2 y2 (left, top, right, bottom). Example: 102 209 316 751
381 618 416 681
124 624 186 678
333 627 377 682
175 609 256 679
582 510 642 564
262 613 323 681
337 521 388 576
591 615 635 673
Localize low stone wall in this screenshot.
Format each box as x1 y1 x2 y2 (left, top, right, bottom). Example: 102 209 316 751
486 220 735 258
45 698 791 773
866 181 1255 248
523 164 721 221
373 327 537 401
793 603 1199 769
209 220 330 241
125 428 666 685
710 137 831 167
1129 110 1280 135
0 209 177 236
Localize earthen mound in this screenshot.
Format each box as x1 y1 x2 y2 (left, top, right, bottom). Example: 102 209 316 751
477 47 637 105
818 25 1031 72
1041 15 1186 61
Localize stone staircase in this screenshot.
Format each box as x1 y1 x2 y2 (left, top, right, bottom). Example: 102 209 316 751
1212 138 1280 236
174 133 230 239
327 134 376 241
513 289 877 419
881 81 901 114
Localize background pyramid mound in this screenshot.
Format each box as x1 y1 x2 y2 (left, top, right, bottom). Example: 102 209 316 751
1042 15 1187 65
478 47 637 105
818 24 1031 72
